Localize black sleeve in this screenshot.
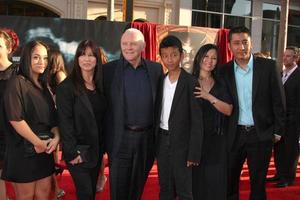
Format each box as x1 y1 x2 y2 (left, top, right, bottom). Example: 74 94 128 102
4 76 25 122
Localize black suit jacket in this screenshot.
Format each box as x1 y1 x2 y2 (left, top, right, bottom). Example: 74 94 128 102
103 58 163 157
219 57 285 150
155 69 203 162
56 77 103 168
283 67 300 133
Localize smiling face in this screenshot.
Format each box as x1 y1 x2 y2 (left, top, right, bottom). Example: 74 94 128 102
200 48 218 73
120 29 145 67
31 44 48 77
78 47 97 73
229 32 252 62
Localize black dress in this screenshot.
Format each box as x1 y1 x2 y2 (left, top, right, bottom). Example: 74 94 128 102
192 79 231 200
0 63 18 169
1 75 56 183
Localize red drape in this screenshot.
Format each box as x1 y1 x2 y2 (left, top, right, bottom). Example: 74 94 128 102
131 22 157 61
215 28 233 65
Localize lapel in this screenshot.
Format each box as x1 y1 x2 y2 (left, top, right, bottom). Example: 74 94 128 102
252 57 262 103
169 69 186 121
78 92 95 118
284 67 298 87
227 61 238 104
145 60 157 105
111 59 124 107
157 73 166 121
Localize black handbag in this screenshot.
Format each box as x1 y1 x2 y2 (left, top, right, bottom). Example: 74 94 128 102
24 131 54 157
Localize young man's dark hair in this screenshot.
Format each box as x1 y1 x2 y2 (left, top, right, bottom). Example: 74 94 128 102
286 46 299 56
159 35 183 55
228 26 251 41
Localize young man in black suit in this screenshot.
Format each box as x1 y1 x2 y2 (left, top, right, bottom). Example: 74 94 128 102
103 28 163 200
156 35 203 200
270 46 300 187
219 26 285 200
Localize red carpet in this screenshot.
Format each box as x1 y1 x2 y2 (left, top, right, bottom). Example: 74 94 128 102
6 158 300 199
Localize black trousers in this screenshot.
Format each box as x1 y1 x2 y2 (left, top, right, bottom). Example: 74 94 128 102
157 132 193 200
274 123 299 183
109 129 154 200
67 159 102 200
227 127 273 200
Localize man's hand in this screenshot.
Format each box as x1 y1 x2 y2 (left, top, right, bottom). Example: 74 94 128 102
69 155 83 165
187 161 199 167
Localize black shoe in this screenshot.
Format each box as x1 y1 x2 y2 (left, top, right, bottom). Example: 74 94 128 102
275 181 293 188
266 176 280 182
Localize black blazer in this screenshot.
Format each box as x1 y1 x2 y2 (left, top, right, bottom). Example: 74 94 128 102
56 77 103 168
219 57 285 150
283 67 300 132
103 58 163 157
155 69 203 162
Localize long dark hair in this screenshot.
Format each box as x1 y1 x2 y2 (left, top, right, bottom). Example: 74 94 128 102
48 49 67 93
18 40 49 88
192 44 219 80
70 40 103 95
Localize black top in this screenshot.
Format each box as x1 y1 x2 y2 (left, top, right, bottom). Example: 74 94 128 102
123 60 153 126
86 88 107 147
5 75 57 133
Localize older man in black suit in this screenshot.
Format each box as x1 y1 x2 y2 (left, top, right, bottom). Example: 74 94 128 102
269 46 300 187
103 28 163 200
219 26 285 200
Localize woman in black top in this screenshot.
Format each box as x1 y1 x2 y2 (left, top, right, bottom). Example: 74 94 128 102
192 44 233 200
2 40 60 200
0 28 19 200
56 40 106 200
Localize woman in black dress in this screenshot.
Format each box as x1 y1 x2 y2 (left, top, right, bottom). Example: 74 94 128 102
2 40 60 200
192 44 233 200
56 40 106 200
0 28 19 200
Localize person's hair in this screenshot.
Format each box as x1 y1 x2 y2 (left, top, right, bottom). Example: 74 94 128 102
99 47 108 64
95 15 107 21
48 49 67 93
253 52 267 58
159 35 183 55
192 44 219 79
70 40 103 95
0 28 19 58
286 46 299 57
228 26 251 42
18 40 49 88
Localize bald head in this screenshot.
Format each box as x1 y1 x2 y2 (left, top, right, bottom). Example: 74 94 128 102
121 28 145 67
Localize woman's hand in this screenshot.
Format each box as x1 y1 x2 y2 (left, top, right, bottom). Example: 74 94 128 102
34 139 50 153
69 155 83 165
46 136 60 154
194 86 212 100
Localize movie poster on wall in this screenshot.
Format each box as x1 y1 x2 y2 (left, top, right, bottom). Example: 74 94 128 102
0 15 129 72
